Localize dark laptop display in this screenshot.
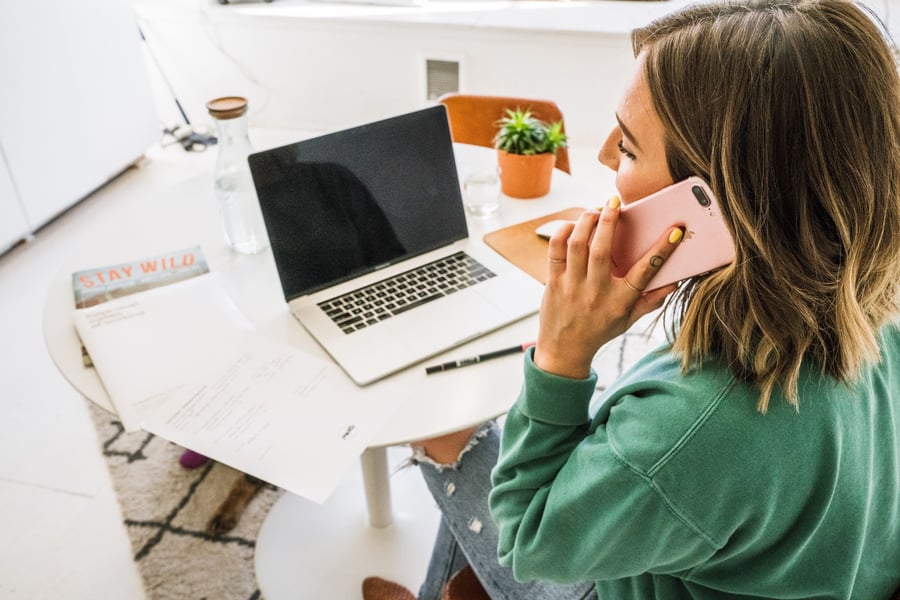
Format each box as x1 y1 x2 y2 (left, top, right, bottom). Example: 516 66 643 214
248 105 468 301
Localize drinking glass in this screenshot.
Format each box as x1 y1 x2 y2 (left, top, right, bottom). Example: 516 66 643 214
463 168 501 217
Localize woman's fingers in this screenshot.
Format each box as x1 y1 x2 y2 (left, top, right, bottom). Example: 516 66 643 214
547 220 576 272
564 210 601 274
619 227 683 328
632 283 676 316
622 226 684 295
587 196 620 283
537 201 684 376
547 210 601 276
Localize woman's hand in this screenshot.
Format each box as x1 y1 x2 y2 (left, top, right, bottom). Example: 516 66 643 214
533 196 683 379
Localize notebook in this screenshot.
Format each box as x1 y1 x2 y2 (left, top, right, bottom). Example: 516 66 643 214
248 105 544 385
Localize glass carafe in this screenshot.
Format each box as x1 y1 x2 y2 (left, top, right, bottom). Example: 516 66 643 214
206 96 269 254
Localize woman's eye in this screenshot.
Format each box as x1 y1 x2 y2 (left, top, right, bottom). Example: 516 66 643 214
617 140 636 160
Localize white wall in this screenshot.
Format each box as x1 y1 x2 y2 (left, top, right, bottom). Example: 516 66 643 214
134 0 900 156
135 1 645 150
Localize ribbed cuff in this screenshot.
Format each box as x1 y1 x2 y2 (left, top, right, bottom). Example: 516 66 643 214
518 347 597 425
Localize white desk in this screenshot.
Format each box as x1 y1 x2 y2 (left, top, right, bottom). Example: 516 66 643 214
41 135 598 597
251 146 597 598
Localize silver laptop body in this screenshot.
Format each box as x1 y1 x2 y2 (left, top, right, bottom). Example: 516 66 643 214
249 106 542 385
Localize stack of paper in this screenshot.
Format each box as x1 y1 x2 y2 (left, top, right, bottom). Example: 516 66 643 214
73 273 403 503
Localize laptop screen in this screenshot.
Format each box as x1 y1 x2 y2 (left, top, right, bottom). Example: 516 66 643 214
248 105 469 301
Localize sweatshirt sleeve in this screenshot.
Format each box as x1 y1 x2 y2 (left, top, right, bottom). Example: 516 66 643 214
489 347 716 583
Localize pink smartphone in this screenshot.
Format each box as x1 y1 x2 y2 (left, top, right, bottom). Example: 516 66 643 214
610 176 735 291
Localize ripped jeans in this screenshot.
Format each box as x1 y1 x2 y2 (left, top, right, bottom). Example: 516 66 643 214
410 421 598 600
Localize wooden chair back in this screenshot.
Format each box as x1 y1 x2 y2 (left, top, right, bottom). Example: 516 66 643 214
437 93 571 174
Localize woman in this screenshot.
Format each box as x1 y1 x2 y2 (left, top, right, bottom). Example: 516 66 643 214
365 0 900 597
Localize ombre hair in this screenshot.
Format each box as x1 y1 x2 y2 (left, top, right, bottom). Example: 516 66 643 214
633 0 900 410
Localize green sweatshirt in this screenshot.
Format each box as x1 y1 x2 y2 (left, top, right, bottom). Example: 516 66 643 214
490 325 900 599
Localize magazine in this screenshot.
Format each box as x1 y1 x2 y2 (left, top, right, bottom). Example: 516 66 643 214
72 245 209 366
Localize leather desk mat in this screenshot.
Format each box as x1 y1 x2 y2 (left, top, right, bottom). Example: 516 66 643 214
483 206 586 285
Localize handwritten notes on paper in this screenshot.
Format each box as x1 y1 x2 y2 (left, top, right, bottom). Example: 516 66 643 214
73 274 402 503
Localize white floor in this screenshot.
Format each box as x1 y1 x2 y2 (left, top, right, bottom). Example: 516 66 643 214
0 187 146 598
0 141 611 599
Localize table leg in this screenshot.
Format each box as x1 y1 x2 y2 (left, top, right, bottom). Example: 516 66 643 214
360 446 393 527
254 446 441 599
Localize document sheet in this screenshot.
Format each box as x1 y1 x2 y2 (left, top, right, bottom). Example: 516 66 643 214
73 274 403 503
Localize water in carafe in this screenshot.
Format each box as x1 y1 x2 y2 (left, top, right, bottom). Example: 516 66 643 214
206 96 269 254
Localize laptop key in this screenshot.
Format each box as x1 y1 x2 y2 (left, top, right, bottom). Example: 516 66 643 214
392 292 443 315
337 315 363 328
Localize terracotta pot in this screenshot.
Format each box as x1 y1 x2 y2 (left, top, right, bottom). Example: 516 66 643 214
497 150 556 199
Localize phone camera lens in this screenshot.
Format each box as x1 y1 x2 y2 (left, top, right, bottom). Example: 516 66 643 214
692 185 711 207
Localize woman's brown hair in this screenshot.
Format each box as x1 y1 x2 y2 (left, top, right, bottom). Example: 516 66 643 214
633 0 900 410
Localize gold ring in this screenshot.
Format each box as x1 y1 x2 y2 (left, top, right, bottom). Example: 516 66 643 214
623 279 643 293
549 258 567 264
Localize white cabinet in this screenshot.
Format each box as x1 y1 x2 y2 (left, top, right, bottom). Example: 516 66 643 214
0 0 159 250
0 157 29 253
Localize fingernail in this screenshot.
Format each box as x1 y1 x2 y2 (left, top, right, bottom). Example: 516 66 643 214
669 228 684 244
607 195 621 209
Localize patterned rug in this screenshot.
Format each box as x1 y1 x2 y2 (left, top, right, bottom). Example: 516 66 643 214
86 401 284 600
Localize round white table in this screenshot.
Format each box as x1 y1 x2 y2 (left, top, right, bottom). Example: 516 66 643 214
251 145 600 598
41 135 601 599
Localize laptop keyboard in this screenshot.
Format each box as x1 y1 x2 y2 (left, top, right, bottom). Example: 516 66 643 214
318 251 497 334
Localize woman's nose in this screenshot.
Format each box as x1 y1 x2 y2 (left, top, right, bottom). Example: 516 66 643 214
597 127 620 171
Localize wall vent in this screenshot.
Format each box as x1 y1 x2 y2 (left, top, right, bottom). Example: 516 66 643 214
425 59 459 101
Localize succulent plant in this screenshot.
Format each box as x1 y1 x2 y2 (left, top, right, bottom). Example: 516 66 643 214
494 107 567 156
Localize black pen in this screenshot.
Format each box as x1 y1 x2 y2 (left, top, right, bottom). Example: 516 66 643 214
425 341 537 374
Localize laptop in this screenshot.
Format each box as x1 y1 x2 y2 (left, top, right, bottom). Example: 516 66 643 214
248 105 543 385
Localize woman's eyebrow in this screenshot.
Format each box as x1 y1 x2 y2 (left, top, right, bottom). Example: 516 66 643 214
616 113 643 153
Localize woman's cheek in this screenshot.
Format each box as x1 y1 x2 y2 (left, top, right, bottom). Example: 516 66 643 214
615 168 641 205
615 167 674 205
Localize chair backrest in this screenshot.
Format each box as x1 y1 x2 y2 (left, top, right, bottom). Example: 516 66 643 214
437 93 571 174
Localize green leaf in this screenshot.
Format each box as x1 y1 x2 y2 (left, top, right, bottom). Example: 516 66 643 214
494 107 568 156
